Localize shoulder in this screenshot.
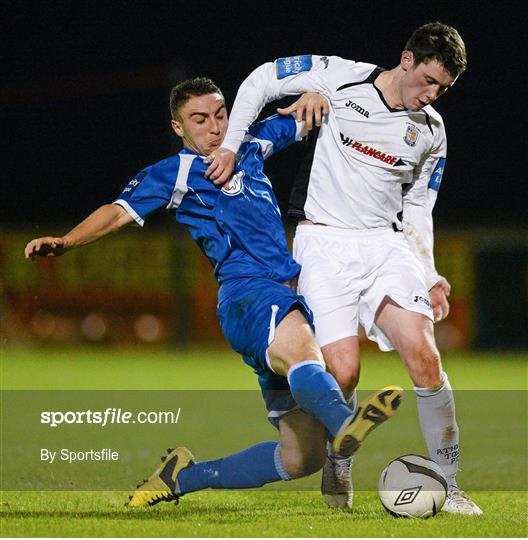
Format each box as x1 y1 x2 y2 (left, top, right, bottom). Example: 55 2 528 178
244 114 298 156
151 152 202 177
248 113 296 133
323 58 381 91
135 153 201 189
315 56 378 81
423 105 445 127
149 153 182 172
420 105 446 145
339 59 379 78
275 54 372 79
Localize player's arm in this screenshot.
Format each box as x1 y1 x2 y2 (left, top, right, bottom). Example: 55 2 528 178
402 182 451 323
223 58 329 151
205 92 330 186
24 203 134 258
283 92 330 136
245 93 330 155
402 127 450 321
206 56 333 184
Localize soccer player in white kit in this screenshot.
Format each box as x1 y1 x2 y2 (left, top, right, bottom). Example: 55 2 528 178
205 22 482 515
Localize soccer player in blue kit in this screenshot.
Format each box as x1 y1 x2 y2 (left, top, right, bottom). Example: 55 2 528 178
24 78 402 508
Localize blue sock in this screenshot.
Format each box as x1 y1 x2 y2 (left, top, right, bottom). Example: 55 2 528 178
287 360 353 437
176 441 290 494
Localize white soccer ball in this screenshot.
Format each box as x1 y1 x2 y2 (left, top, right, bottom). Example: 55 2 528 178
378 454 448 518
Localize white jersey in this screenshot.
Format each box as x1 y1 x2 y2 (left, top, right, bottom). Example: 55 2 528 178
223 55 447 289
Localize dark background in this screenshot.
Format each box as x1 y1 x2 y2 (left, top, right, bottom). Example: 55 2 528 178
2 0 525 230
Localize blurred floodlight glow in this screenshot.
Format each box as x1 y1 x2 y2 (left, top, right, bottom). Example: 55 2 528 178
134 314 162 343
30 311 57 338
53 318 78 342
81 313 107 341
435 322 464 351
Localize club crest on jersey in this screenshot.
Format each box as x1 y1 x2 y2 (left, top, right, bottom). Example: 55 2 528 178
403 123 420 147
221 171 245 197
276 55 312 79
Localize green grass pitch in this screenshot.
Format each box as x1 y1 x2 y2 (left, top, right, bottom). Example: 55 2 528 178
1 347 527 537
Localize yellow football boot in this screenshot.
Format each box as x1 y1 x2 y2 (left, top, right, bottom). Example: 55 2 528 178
333 385 403 457
127 446 195 507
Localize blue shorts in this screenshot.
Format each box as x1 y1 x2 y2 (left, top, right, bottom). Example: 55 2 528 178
217 277 313 428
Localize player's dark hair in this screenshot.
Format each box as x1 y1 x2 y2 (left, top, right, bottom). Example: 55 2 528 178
170 77 223 119
405 22 467 78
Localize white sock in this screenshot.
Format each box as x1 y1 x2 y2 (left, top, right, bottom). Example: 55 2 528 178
347 389 358 417
327 390 358 460
414 372 459 485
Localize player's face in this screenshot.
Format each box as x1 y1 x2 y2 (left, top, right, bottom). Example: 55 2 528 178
171 93 228 155
400 53 456 111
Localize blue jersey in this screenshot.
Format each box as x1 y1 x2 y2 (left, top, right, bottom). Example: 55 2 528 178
115 114 302 283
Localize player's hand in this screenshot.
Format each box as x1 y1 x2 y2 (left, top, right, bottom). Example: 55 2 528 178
429 276 451 322
204 148 236 186
24 237 68 259
277 92 329 132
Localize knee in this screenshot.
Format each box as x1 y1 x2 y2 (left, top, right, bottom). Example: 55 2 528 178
322 343 360 396
284 452 325 480
406 338 442 388
269 324 324 376
331 364 360 397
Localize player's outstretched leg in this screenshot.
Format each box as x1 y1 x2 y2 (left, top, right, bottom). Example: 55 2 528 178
128 441 295 507
332 385 403 457
128 447 195 507
270 312 403 460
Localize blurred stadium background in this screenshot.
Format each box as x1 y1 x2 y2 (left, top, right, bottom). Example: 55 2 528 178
2 226 527 351
1 1 526 354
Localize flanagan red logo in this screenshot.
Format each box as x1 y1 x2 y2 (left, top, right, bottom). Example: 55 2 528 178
340 132 405 167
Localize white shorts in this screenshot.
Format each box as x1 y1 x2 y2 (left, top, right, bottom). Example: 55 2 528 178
293 225 434 351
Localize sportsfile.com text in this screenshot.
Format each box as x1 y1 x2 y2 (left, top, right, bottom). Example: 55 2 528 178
40 407 182 427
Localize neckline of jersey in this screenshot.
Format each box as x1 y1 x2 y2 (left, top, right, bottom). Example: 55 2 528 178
371 67 409 114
